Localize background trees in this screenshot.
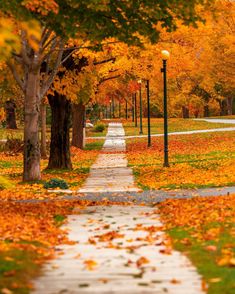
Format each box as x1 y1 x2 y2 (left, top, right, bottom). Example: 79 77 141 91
1 0 234 182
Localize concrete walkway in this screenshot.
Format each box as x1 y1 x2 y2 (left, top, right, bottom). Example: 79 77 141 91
78 123 140 193
32 206 204 294
32 122 205 294
194 118 235 124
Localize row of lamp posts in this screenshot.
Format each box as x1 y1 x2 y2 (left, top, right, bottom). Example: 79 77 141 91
135 50 170 167
104 50 170 167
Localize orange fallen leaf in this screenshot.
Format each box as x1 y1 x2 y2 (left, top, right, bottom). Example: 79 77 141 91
136 257 150 267
170 278 181 284
84 259 98 270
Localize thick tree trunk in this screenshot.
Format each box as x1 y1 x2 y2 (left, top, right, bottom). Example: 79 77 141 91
23 70 41 181
226 97 233 115
47 93 72 169
40 103 47 159
71 102 85 149
182 106 189 118
5 100 17 129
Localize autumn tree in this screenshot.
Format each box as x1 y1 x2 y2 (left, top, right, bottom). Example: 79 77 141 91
1 0 215 180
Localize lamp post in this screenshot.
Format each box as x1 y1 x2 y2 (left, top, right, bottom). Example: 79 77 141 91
161 50 170 167
125 100 128 120
112 97 115 118
138 80 143 134
109 99 112 118
132 94 135 122
134 93 138 127
119 100 121 118
146 79 151 147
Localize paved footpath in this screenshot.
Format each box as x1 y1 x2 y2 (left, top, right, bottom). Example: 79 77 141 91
32 123 204 294
78 123 140 193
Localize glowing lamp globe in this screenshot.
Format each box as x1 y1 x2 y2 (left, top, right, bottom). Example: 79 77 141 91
161 50 170 60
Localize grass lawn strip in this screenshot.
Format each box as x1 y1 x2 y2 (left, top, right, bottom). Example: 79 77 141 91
157 195 235 294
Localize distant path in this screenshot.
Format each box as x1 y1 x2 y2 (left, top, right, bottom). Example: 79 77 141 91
194 118 235 124
78 122 140 193
87 126 235 140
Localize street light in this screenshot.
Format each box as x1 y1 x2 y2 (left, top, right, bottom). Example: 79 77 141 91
125 99 128 120
134 93 138 127
161 50 170 167
109 99 112 119
146 79 151 147
138 79 143 134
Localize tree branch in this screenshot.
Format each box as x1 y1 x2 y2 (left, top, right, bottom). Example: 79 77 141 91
93 57 116 65
40 39 65 98
7 61 25 92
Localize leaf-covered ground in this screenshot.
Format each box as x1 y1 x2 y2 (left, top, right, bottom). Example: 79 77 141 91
123 118 235 136
127 131 235 190
0 199 119 293
0 142 102 201
158 194 235 294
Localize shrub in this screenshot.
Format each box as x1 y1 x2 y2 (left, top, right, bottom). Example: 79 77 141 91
0 176 14 190
93 123 105 132
43 178 69 190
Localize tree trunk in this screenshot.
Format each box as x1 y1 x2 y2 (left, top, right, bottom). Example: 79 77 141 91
23 70 41 181
40 103 47 159
203 105 210 117
218 99 227 116
5 99 17 129
182 106 189 118
226 97 233 115
47 93 72 169
71 102 85 149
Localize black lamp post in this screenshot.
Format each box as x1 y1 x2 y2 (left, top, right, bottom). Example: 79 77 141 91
134 93 138 127
119 100 121 118
138 80 143 134
132 94 135 122
125 100 128 120
109 99 112 118
161 50 170 167
112 97 115 118
146 79 151 147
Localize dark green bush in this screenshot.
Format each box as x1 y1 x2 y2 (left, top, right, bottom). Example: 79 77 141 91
43 178 69 189
93 123 105 132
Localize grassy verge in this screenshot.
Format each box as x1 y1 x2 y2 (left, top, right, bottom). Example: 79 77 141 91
123 118 235 136
127 131 235 190
158 195 235 294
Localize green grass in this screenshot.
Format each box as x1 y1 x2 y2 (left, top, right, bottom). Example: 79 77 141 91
123 118 235 136
0 248 41 293
168 227 235 294
85 140 104 150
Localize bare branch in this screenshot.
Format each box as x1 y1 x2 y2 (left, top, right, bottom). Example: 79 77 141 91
20 31 31 66
93 57 116 65
40 39 65 98
7 61 25 92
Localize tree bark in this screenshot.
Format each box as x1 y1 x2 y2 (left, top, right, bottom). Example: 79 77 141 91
203 105 210 117
226 97 233 115
182 106 189 118
40 103 47 159
71 102 85 149
218 99 227 116
5 99 17 129
47 93 72 169
23 69 41 181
